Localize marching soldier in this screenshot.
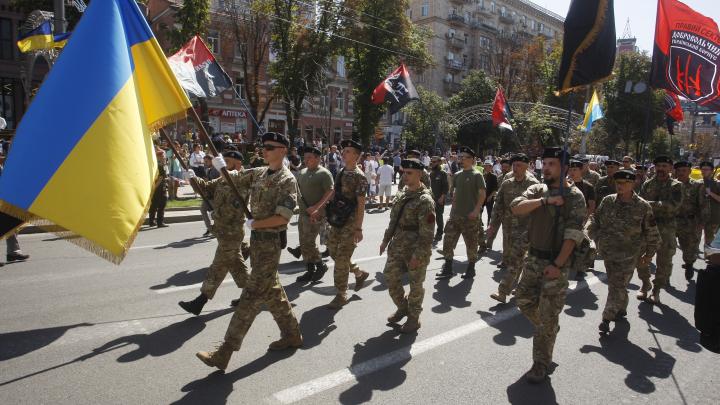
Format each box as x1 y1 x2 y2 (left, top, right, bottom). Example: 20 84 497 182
429 156 449 243
588 170 660 334
326 139 370 309
488 153 538 303
148 150 170 228
293 146 334 283
179 150 249 315
581 157 601 188
196 132 302 371
634 164 648 191
673 161 703 281
700 161 720 246
380 158 435 333
437 146 486 280
510 147 586 383
568 159 597 279
595 159 620 202
636 156 683 305
398 150 431 189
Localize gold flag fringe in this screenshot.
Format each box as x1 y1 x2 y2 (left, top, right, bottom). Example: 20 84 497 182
147 110 188 133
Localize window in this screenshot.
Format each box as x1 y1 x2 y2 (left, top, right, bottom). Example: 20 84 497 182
538 22 544 32
207 30 220 54
500 6 506 17
448 28 456 38
336 91 344 114
490 2 495 13
336 56 345 78
480 36 491 49
464 33 469 44
235 41 245 59
0 18 13 60
421 3 428 17
530 20 536 30
447 51 455 60
234 77 244 100
0 77 16 129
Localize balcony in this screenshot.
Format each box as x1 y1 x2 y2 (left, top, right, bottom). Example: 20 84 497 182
444 79 462 93
475 6 493 18
449 0 467 4
479 22 498 33
446 35 466 49
445 59 467 72
499 14 515 24
468 19 481 30
447 13 467 26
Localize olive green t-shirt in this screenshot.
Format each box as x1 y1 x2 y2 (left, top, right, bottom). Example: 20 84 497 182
297 166 334 214
451 168 486 218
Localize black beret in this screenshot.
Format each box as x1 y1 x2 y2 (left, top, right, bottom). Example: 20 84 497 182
510 153 529 164
605 159 620 166
303 146 322 156
635 165 648 171
674 160 691 169
401 158 425 170
613 169 636 181
500 158 510 164
653 155 673 165
340 139 362 152
569 160 583 168
222 150 243 160
542 147 570 164
407 149 422 157
261 131 289 147
700 161 714 169
458 146 476 158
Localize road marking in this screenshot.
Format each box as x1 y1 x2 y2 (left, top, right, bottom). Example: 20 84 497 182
271 274 606 404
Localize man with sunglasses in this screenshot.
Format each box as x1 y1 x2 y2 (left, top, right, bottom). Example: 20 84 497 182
700 161 720 247
436 146 486 280
596 159 620 203
674 161 703 281
588 170 659 334
196 132 302 371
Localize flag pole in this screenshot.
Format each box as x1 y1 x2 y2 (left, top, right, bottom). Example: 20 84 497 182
188 107 252 219
159 128 214 211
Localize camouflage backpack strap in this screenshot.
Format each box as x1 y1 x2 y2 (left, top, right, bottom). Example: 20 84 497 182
388 194 416 239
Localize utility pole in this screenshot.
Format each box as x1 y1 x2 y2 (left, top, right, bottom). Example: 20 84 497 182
54 0 66 33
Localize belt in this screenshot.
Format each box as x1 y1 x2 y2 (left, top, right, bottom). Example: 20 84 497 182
528 247 555 261
399 225 419 232
250 230 279 241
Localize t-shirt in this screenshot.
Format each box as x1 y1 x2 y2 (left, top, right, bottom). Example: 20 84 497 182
364 160 378 180
393 155 401 167
574 179 596 207
451 168 486 218
297 166 334 214
378 164 394 185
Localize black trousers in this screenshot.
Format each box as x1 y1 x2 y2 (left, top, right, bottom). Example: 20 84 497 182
435 201 445 238
696 265 720 353
485 199 494 224
149 190 168 225
393 166 401 184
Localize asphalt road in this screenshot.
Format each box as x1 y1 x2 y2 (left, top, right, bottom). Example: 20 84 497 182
0 209 717 405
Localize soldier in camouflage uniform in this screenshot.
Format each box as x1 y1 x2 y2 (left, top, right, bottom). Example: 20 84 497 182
196 132 302 371
148 150 170 227
436 146 486 280
293 146 334 283
510 147 586 383
587 170 660 334
398 150 431 189
568 159 597 279
595 159 620 202
581 158 601 188
636 156 683 305
634 164 648 191
326 139 370 309
179 150 249 315
673 161 703 281
380 159 435 333
488 153 538 303
700 161 720 246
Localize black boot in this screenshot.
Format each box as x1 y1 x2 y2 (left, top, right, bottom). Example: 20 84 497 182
178 293 208 316
321 249 330 258
296 263 316 283
684 264 695 281
230 298 240 307
436 260 454 279
461 262 476 279
312 261 329 282
6 252 30 262
287 246 302 259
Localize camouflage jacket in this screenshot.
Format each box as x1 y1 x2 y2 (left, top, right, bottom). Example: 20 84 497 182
490 174 539 229
677 179 703 219
639 176 683 222
595 176 616 203
587 193 660 260
193 170 248 238
583 170 601 187
235 166 298 232
382 186 436 263
335 167 368 223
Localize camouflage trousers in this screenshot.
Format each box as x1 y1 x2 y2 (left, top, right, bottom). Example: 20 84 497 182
201 236 249 299
498 220 529 296
442 216 480 263
602 257 636 320
224 237 300 350
516 254 569 367
383 238 430 317
328 222 363 299
676 217 700 266
477 216 488 252
571 237 595 274
637 223 676 291
299 215 324 263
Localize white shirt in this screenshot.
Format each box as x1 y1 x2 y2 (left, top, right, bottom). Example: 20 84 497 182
378 164 394 185
422 155 431 167
364 160 378 180
535 159 543 170
190 151 205 167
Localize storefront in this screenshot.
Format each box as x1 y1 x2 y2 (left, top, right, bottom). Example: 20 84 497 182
207 108 249 136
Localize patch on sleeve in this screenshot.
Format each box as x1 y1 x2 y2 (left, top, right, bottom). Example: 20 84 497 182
427 213 435 224
282 196 296 210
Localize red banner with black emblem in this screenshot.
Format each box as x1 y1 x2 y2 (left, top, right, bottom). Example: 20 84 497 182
650 0 720 111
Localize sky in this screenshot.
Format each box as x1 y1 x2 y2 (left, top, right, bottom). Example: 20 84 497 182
541 0 718 54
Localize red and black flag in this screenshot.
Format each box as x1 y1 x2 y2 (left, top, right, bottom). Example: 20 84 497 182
492 88 513 131
371 64 419 115
557 0 616 93
664 89 684 134
650 0 720 111
168 35 233 99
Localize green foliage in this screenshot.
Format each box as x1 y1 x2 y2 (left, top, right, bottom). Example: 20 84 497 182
169 0 210 52
448 70 496 110
402 87 449 151
647 127 673 159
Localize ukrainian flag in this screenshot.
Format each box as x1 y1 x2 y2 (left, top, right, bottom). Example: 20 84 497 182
53 32 71 48
17 21 54 52
580 90 604 132
0 0 192 263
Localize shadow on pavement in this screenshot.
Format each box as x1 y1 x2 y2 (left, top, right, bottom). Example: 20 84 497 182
0 322 93 361
153 237 214 250
563 278 599 318
299 304 337 350
338 329 417 404
431 278 474 313
477 309 533 346
638 301 702 353
579 320 675 394
665 282 696 306
506 372 558 404
150 267 209 290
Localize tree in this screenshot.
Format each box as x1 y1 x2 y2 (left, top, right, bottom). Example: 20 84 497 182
344 0 432 146
169 0 210 52
446 70 497 154
647 127 673 159
401 86 449 151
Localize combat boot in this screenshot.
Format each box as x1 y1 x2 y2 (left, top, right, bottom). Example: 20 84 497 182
287 246 302 259
636 280 651 300
268 333 303 351
387 308 408 323
400 315 421 334
615 309 627 320
296 263 315 283
524 361 548 384
461 262 476 279
684 264 695 281
354 271 370 291
196 342 234 370
598 319 610 334
648 289 662 305
327 294 348 310
311 261 328 282
230 298 240 307
6 252 29 262
178 293 208 316
490 292 507 303
436 260 454 279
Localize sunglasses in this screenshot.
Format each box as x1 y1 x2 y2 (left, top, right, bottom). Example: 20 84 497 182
263 144 286 151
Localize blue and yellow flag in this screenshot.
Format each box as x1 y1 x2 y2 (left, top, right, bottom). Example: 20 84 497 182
16 21 70 52
0 0 192 263
580 90 603 132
